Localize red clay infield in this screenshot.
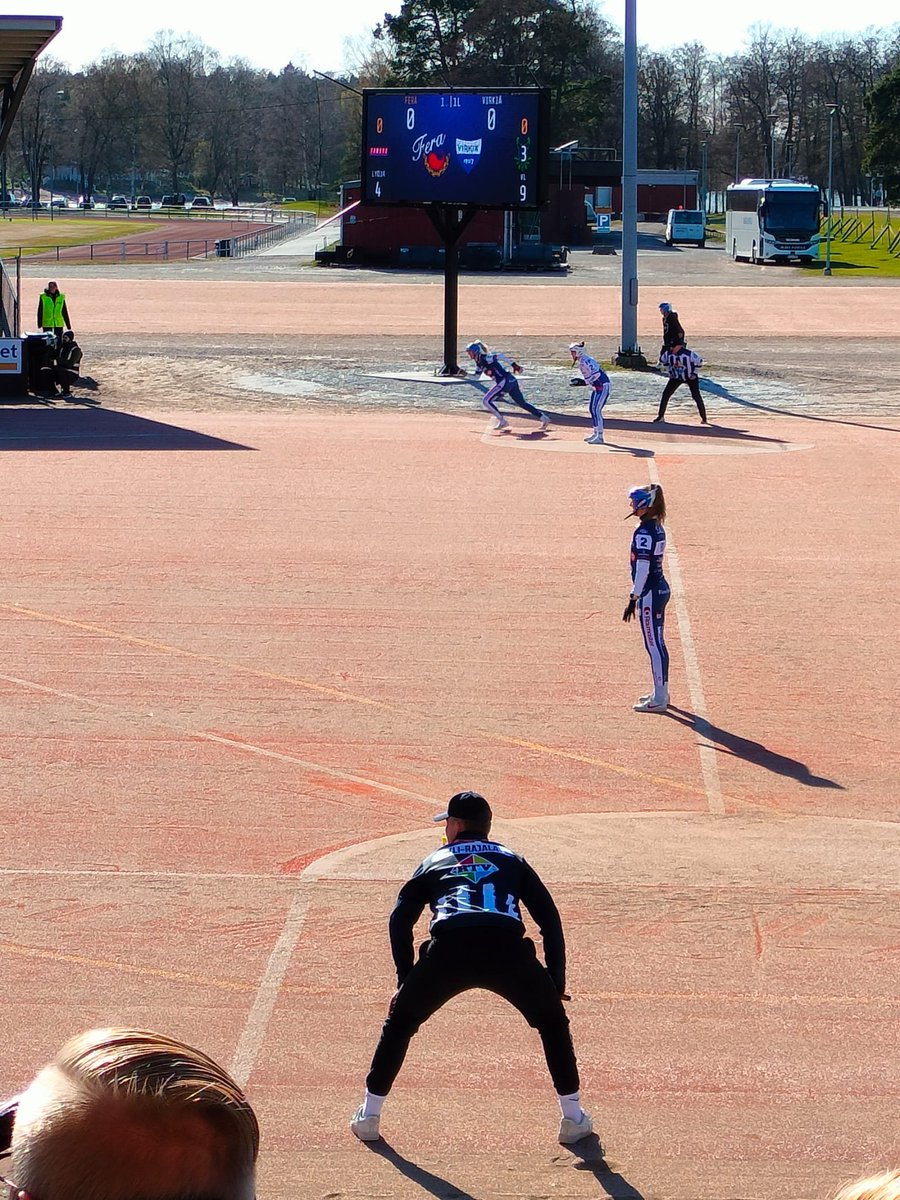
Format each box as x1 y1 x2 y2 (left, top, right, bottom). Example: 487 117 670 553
0 275 897 1200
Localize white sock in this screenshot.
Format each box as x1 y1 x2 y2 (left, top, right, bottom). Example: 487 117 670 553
558 1091 583 1121
361 1090 385 1118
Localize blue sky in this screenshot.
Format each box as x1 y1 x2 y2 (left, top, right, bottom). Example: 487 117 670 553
34 0 900 75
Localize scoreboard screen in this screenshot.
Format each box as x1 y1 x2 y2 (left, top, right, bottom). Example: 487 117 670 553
361 87 549 210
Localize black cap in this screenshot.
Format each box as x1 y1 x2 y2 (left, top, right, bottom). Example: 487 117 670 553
433 790 492 824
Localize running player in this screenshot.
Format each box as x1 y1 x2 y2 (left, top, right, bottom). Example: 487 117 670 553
622 484 670 712
465 340 551 432
569 341 610 444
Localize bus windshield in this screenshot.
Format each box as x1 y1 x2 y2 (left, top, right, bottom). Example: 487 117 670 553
761 193 820 234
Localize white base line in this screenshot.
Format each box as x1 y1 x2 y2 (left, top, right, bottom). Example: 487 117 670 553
648 462 725 816
229 879 314 1086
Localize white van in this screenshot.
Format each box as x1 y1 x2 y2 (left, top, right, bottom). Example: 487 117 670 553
665 208 706 247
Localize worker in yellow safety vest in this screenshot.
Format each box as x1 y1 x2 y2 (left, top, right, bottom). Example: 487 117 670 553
37 281 72 348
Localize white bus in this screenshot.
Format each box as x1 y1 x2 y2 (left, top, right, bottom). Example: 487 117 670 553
725 179 822 263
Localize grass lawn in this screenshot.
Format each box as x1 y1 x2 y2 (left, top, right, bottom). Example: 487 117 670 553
279 200 335 218
0 216 167 256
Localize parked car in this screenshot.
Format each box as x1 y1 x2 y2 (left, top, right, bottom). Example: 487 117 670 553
78 196 95 209
190 195 212 209
107 195 129 210
664 208 706 247
132 195 152 210
49 197 68 208
160 193 187 207
1 192 19 208
281 196 297 203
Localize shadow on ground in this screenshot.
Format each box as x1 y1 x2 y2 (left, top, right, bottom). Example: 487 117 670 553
0 404 252 451
369 1135 648 1200
700 377 900 435
665 705 843 789
566 1134 649 1198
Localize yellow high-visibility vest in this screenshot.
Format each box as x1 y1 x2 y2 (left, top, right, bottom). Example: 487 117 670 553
40 292 66 326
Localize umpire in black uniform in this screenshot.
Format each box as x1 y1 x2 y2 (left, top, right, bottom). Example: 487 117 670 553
350 790 592 1144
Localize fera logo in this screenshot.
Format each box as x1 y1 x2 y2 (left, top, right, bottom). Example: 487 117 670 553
411 132 450 178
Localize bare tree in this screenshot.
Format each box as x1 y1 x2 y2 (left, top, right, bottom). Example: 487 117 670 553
141 31 212 193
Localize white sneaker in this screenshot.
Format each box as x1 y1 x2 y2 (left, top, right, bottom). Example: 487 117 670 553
539 415 552 430
350 1106 381 1141
559 1109 593 1144
585 433 604 444
492 416 509 432
633 696 668 713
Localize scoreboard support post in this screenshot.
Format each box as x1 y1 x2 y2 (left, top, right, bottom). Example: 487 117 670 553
425 205 478 376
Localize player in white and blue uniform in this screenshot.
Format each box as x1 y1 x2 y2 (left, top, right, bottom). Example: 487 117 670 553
465 340 551 432
569 341 610 445
622 484 670 712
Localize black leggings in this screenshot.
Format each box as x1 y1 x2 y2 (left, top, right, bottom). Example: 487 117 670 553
366 928 579 1095
656 377 707 422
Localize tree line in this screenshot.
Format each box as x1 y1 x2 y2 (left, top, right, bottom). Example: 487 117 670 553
6 7 900 208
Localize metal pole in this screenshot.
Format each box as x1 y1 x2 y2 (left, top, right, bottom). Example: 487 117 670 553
701 140 708 213
615 0 644 366
734 125 742 183
681 144 687 207
824 105 837 277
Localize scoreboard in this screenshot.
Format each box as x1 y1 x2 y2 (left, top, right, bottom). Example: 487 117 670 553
361 88 549 210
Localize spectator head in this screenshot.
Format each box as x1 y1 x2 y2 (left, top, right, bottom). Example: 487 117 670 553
6 1027 259 1200
658 302 671 314
61 331 74 342
832 1171 900 1200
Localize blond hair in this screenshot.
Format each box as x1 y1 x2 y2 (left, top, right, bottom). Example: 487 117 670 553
833 1171 900 1200
11 1028 259 1200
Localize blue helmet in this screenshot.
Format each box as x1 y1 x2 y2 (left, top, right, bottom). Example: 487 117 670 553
659 302 672 314
465 341 483 354
628 485 654 511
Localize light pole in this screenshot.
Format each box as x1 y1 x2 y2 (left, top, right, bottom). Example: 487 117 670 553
824 102 839 277
700 138 709 214
768 110 779 178
784 140 795 179
732 122 744 183
680 137 689 207
615 0 646 367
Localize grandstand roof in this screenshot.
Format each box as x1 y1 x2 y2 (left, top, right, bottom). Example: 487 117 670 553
0 15 63 156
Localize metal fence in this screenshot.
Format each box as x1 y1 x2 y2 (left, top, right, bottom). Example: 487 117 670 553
0 256 19 336
7 212 316 265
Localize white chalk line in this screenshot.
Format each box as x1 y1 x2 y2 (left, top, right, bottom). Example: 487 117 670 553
648 461 725 816
229 878 315 1085
0 671 436 809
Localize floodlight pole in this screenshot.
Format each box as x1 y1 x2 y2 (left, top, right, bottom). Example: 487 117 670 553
615 0 646 368
824 103 839 277
426 205 477 375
